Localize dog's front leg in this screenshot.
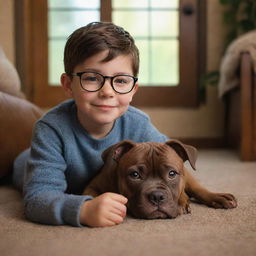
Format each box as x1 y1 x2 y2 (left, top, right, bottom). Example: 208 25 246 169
83 171 105 197
184 168 237 209
83 161 119 197
178 191 191 215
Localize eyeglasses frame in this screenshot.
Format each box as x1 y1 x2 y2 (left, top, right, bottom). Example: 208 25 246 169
71 71 138 94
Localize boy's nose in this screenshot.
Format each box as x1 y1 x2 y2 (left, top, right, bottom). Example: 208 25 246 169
99 79 115 97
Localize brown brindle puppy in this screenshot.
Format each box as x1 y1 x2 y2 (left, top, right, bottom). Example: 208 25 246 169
83 140 237 219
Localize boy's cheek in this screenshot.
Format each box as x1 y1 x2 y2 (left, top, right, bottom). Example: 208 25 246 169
121 94 135 105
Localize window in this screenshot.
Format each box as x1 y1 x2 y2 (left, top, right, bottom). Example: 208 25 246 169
15 0 206 108
113 0 179 87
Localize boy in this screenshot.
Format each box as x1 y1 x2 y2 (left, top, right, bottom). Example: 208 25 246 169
13 22 168 227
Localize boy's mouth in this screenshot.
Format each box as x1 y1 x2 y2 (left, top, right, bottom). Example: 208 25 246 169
92 104 117 110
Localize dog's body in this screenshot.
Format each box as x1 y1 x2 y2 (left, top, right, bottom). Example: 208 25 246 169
83 140 237 219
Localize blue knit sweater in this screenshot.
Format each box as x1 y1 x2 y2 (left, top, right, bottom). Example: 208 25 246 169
14 99 168 227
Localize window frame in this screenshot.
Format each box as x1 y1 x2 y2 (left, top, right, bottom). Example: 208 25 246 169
15 0 206 108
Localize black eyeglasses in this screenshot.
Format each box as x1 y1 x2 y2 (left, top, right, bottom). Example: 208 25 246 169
71 71 138 94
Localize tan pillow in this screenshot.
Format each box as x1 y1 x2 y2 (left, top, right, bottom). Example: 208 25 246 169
0 92 43 178
0 47 25 98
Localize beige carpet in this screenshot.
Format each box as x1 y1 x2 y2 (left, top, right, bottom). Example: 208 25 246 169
0 149 256 256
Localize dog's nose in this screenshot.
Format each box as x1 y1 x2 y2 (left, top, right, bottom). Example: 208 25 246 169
148 191 167 205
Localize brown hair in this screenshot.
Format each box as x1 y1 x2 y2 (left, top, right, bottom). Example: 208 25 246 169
64 22 140 77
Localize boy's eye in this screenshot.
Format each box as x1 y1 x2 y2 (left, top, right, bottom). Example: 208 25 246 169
114 78 128 84
82 75 98 82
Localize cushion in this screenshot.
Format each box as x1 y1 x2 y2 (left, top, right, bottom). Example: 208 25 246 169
0 92 43 178
0 46 25 98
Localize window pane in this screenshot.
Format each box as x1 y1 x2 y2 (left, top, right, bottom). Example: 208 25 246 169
113 10 178 38
151 11 178 37
113 0 179 9
151 40 179 85
135 40 149 84
49 0 99 8
48 0 100 85
113 0 149 8
49 40 65 85
113 11 148 37
113 1 179 87
49 10 99 38
150 0 179 8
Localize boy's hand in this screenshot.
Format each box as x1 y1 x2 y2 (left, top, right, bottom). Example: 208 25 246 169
80 192 128 227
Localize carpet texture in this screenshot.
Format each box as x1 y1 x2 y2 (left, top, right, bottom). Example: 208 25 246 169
0 149 255 256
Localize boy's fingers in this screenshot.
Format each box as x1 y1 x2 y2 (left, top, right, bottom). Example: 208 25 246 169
97 218 116 227
110 204 127 217
107 212 125 225
108 192 128 204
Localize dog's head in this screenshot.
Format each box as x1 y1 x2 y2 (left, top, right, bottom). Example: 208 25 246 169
102 140 197 219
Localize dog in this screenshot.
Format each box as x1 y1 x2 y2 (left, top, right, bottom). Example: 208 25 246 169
83 139 237 219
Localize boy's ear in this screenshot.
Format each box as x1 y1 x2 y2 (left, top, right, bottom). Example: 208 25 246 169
61 73 73 97
133 83 139 94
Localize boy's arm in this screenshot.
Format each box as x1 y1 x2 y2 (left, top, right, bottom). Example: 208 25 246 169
23 121 92 227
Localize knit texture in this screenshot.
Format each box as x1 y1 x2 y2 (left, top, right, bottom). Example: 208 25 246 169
13 99 168 227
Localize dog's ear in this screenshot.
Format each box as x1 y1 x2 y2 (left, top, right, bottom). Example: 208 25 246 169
102 140 136 163
165 139 197 170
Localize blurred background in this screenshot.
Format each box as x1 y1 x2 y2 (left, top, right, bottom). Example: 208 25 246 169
0 0 255 150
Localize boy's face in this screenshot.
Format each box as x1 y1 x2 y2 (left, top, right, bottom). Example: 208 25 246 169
61 50 138 137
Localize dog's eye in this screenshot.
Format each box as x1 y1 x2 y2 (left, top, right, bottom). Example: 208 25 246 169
168 170 178 178
129 171 141 179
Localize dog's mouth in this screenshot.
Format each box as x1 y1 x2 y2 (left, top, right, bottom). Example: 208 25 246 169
146 209 169 219
128 204 176 219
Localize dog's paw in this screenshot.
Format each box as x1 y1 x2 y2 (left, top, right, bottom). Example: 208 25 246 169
208 193 237 209
178 194 191 215
178 193 191 215
178 203 191 215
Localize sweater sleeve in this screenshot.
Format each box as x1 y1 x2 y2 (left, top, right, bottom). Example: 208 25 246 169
23 121 93 227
